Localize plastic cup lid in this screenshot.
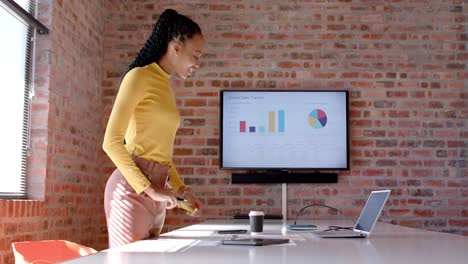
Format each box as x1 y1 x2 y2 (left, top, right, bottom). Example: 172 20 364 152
249 211 265 216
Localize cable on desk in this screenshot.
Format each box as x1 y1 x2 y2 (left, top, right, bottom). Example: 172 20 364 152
293 203 356 230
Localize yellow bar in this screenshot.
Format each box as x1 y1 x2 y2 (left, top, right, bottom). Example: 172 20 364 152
180 201 197 213
269 111 275 132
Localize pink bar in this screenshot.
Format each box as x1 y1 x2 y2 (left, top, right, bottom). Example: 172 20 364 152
240 121 246 132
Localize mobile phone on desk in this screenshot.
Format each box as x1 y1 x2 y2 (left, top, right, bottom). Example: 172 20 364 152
216 229 248 234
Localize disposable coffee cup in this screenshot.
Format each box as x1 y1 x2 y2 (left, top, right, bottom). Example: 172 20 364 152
249 211 264 234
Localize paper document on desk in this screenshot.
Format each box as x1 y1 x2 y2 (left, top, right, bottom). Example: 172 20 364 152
160 230 221 240
109 239 196 253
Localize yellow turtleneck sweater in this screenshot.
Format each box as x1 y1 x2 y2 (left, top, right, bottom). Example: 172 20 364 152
103 62 184 194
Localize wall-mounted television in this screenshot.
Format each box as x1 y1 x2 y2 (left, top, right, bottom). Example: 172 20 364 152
219 90 349 183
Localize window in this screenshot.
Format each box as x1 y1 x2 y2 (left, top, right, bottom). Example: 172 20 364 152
0 0 48 198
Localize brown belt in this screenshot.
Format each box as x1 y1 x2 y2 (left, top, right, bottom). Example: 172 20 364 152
131 155 170 191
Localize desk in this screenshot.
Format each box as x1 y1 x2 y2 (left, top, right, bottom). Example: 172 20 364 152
63 220 468 264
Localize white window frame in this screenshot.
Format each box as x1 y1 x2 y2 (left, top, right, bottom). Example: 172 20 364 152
0 0 48 198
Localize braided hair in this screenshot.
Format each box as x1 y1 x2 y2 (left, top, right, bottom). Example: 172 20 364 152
128 9 202 71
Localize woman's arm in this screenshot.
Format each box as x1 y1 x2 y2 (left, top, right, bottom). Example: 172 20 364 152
103 69 152 194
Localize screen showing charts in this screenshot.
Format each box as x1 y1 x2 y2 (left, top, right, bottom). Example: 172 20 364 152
220 90 349 170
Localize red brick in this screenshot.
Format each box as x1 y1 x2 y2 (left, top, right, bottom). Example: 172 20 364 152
184 99 207 107
173 148 193 155
438 209 460 217
414 209 435 217
449 220 468 227
388 209 412 217
243 188 266 196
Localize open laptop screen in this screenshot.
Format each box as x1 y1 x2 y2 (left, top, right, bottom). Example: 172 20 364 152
354 190 390 233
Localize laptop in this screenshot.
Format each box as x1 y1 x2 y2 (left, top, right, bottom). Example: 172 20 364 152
312 190 391 238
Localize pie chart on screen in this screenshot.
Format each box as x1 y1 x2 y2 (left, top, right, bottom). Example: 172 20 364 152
308 109 327 128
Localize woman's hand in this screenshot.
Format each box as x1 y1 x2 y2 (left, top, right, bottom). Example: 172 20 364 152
181 191 202 216
144 187 178 209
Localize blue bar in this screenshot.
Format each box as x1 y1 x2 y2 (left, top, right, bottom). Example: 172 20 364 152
278 110 285 132
249 126 256 132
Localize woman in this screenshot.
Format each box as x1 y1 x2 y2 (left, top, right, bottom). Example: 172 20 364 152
103 9 204 247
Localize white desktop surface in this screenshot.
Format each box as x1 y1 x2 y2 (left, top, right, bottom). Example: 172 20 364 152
62 220 468 264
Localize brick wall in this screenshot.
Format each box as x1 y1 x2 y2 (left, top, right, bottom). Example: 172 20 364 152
0 0 106 263
103 0 467 235
1 0 466 262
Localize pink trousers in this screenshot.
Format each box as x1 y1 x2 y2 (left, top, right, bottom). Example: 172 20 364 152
104 156 170 248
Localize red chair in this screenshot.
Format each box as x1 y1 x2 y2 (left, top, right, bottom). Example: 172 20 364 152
11 240 97 264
